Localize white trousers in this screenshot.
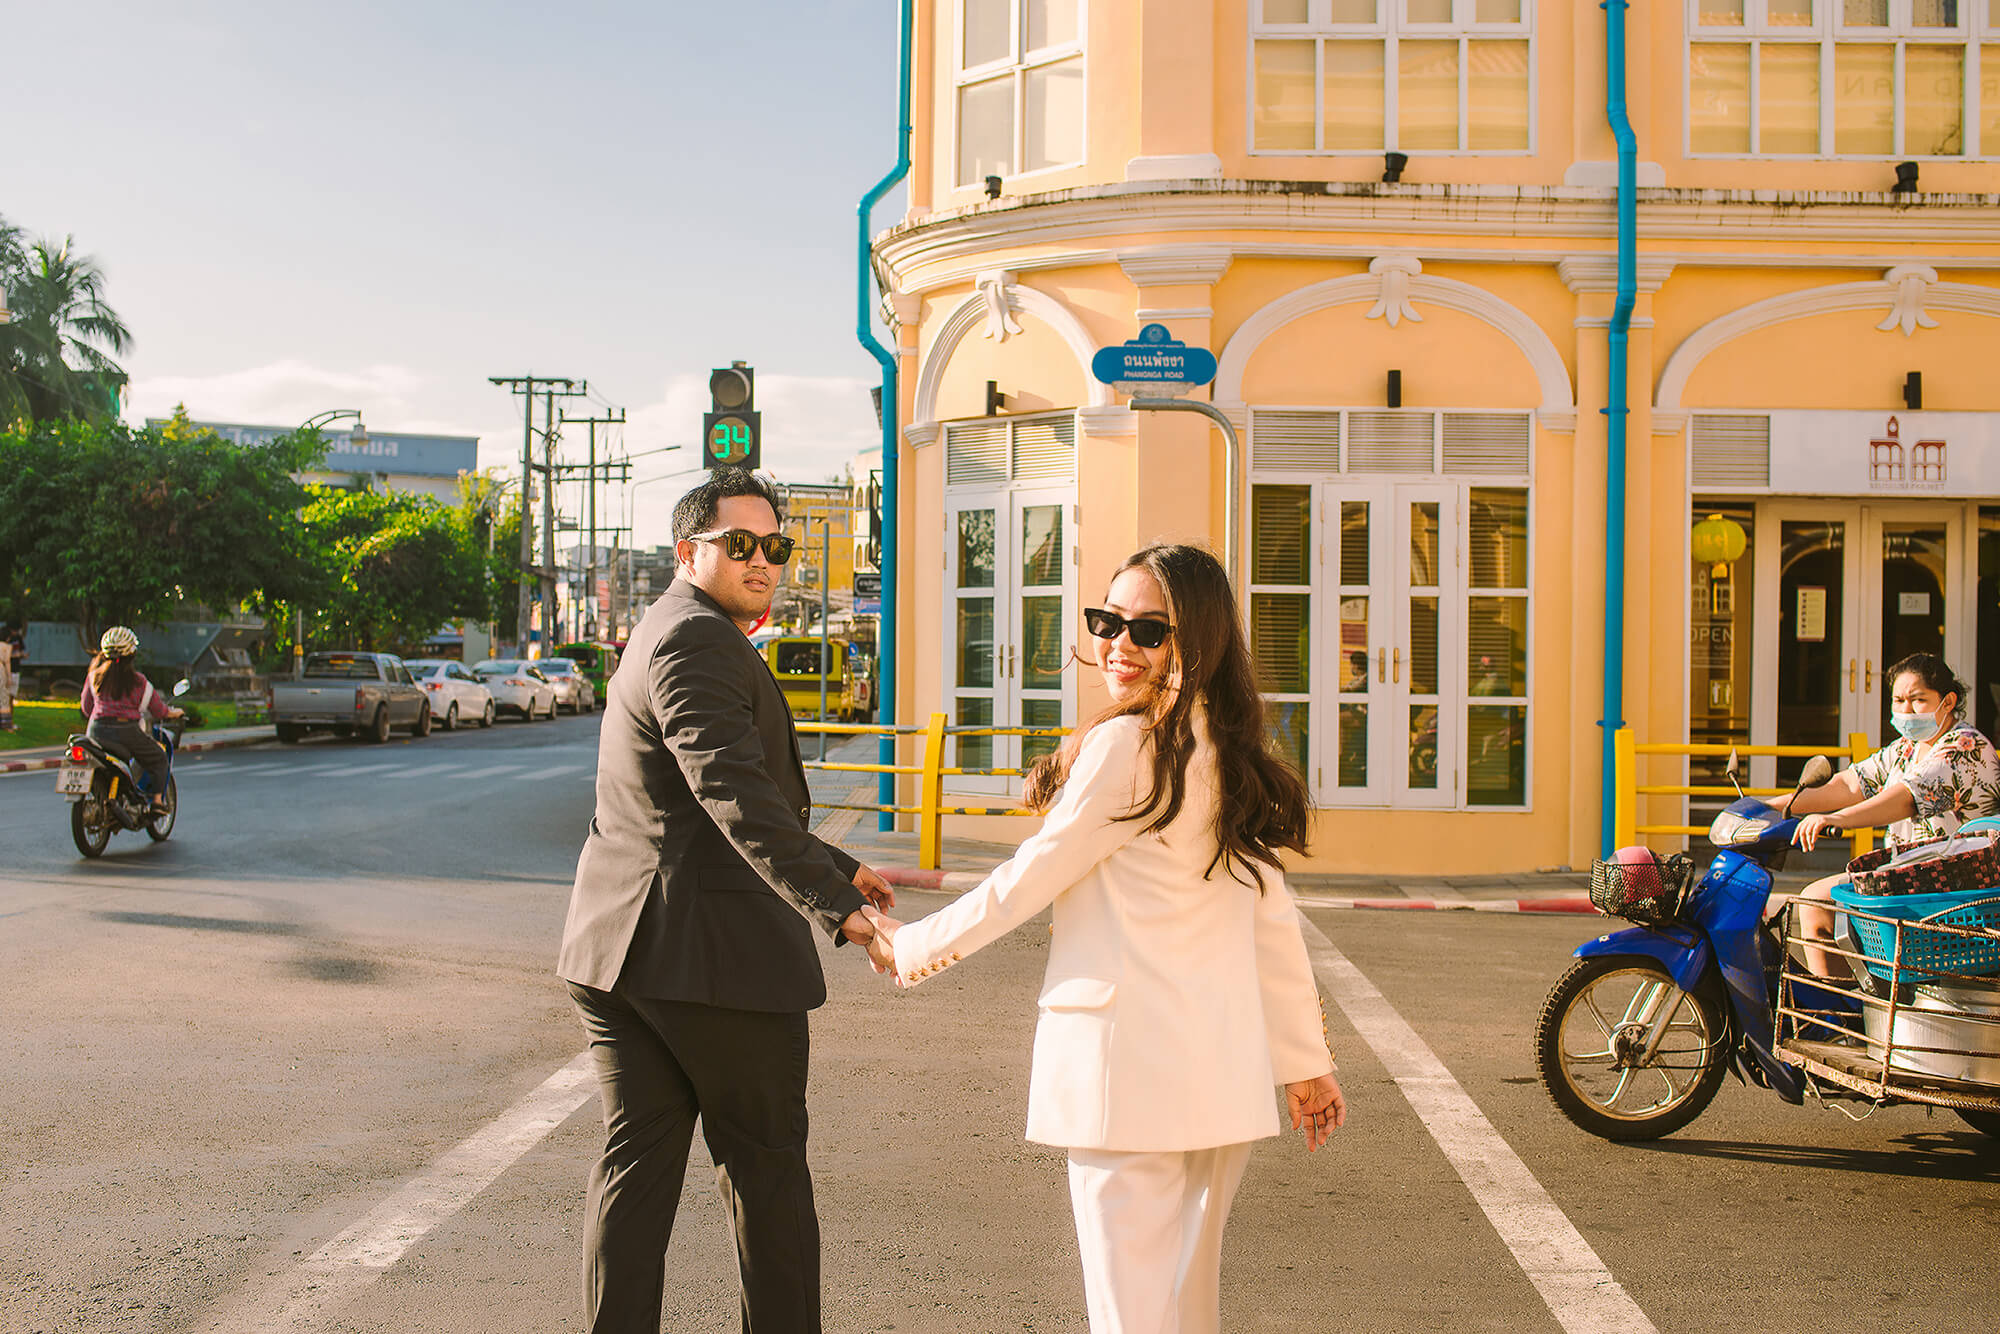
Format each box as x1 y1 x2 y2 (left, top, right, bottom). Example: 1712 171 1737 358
1065 1141 1254 1334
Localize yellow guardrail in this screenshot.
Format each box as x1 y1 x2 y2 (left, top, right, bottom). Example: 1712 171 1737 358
1613 728 1875 858
796 713 1071 869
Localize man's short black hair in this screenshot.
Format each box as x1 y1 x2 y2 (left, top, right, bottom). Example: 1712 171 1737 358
671 468 785 543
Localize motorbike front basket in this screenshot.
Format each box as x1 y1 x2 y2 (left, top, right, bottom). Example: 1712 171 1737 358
1589 853 1695 927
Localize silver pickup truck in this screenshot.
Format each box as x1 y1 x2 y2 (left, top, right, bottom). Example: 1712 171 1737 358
271 652 433 744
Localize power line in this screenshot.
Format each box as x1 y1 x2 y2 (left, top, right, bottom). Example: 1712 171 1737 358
487 375 587 655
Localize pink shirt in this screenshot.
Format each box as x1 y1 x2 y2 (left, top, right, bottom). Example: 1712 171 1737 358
80 673 170 723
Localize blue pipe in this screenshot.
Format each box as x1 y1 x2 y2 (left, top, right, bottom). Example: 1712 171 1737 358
858 0 913 831
1600 0 1636 857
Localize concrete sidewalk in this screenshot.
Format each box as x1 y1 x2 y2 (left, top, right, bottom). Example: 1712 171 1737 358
0 724 275 774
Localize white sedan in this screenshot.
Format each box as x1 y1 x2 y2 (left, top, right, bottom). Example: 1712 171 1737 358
471 659 559 721
404 659 496 730
537 657 597 714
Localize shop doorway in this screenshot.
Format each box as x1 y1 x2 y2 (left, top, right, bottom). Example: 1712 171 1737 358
1750 502 1963 783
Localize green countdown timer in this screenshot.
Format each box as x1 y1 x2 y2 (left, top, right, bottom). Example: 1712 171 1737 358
709 414 753 463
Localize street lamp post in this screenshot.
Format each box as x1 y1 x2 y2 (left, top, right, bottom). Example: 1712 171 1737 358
293 410 366 679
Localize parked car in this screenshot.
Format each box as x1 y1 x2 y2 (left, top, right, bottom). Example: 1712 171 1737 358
403 659 496 730
555 641 620 701
537 656 596 713
271 651 432 744
470 659 558 721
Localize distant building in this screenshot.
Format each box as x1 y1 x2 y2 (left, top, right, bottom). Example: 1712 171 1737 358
149 418 479 501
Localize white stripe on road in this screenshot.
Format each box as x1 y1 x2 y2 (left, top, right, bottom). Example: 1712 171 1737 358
517 763 585 779
376 762 469 779
326 762 403 777
1296 913 1658 1334
207 1053 596 1332
475 764 526 778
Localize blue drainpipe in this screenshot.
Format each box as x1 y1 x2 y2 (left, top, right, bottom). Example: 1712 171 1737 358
1601 0 1636 857
858 0 913 830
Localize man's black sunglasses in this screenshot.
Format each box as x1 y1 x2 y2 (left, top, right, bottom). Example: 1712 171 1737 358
686 528 797 564
1084 607 1172 649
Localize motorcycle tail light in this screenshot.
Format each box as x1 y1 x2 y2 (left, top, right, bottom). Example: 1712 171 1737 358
69 745 87 763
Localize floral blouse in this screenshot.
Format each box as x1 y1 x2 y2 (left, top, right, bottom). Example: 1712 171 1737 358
1847 719 2000 849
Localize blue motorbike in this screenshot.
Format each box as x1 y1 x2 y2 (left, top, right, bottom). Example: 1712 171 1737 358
1535 754 2000 1141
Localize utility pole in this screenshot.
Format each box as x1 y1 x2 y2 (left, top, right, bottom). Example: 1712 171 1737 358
561 408 627 642
488 375 585 656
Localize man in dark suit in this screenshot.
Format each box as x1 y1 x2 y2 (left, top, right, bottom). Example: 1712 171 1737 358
559 468 894 1333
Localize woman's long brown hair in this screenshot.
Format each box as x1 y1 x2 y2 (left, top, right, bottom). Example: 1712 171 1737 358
1021 543 1312 886
89 651 140 701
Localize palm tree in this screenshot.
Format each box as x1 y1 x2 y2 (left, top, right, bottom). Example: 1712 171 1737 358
0 232 132 426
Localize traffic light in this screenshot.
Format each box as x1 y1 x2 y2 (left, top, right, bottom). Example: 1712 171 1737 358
703 363 761 470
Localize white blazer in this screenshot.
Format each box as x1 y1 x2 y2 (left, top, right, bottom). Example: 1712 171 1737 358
891 714 1333 1152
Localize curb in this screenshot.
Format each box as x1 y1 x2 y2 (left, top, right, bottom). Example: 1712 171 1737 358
876 866 1597 915
0 729 273 775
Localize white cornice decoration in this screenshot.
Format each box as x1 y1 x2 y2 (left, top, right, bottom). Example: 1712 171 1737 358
1651 411 1689 435
1879 264 1941 336
1364 255 1424 328
1656 269 2000 411
872 182 2000 293
1557 255 1677 293
1134 305 1214 321
1211 399 1250 432
1125 153 1224 182
1117 245 1235 288
1213 270 1575 423
976 269 1024 342
889 291 922 329
1540 410 1579 432
912 284 1114 428
904 422 941 449
1077 405 1137 437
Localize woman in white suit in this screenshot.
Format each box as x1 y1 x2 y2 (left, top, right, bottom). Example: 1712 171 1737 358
863 543 1344 1334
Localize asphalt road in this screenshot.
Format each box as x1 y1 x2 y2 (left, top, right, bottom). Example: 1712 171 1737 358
1 716 1994 1333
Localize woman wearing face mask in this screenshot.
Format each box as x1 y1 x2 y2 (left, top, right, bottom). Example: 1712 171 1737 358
859 543 1342 1334
1773 652 2000 976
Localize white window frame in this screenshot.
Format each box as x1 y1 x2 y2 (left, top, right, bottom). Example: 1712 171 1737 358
940 413 1079 797
1247 0 1537 157
954 0 1088 188
1246 406 1536 812
1685 0 1995 159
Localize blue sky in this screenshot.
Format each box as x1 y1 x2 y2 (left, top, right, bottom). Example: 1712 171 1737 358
8 0 906 545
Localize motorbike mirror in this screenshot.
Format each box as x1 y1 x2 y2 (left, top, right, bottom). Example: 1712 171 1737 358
1799 755 1834 789
1723 747 1745 800
172 679 192 697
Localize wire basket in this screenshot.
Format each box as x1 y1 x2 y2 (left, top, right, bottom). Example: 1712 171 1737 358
1829 883 2000 981
1589 853 1694 926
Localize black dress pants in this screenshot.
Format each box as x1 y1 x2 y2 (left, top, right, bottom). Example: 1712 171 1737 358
567 981 820 1334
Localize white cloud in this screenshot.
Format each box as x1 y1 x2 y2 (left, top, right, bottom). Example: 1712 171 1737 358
126 360 459 435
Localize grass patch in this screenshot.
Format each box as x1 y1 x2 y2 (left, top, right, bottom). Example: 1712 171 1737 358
0 697 253 752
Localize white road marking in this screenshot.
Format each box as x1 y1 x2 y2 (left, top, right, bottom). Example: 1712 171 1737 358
1296 912 1658 1334
520 763 585 779
476 764 526 778
377 762 467 779
326 762 402 777
207 1053 596 1332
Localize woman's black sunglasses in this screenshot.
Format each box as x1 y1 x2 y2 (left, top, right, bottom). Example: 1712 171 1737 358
686 528 797 564
1084 608 1172 649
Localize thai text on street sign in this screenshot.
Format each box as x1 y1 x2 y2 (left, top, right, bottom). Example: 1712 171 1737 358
1090 324 1218 397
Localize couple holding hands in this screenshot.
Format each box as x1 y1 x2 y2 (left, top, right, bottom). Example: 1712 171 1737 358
559 468 1344 1334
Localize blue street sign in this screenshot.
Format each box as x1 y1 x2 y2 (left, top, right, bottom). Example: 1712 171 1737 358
1090 323 1218 387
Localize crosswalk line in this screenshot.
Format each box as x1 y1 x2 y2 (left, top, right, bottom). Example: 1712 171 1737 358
518 764 584 780
378 762 471 779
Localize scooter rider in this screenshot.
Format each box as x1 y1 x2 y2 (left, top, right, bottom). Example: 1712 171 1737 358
1769 652 1999 978
78 626 184 816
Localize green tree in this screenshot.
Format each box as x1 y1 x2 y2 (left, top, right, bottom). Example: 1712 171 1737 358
0 413 325 640
294 487 491 652
455 471 523 644
0 228 131 426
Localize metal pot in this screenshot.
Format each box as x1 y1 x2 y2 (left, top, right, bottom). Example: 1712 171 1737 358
1862 983 2000 1083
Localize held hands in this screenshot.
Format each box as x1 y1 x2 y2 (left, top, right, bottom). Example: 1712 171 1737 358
1286 1072 1347 1152
852 862 896 912
860 905 901 978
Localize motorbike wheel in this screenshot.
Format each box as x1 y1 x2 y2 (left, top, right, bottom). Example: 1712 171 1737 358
442 703 459 732
1535 955 1729 1141
147 777 178 842
366 707 391 744
1954 1109 2000 1139
72 795 112 859
412 704 432 738
480 700 495 728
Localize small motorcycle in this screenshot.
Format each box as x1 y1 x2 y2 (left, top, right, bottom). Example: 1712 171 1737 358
57 680 192 858
1535 753 2000 1142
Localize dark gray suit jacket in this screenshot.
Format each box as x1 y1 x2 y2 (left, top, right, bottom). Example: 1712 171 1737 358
559 580 865 1012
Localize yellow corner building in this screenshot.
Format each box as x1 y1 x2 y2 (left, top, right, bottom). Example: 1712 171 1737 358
870 0 2000 875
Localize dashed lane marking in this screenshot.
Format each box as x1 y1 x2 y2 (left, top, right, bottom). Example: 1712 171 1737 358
204 1053 596 1333
1296 911 1659 1334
